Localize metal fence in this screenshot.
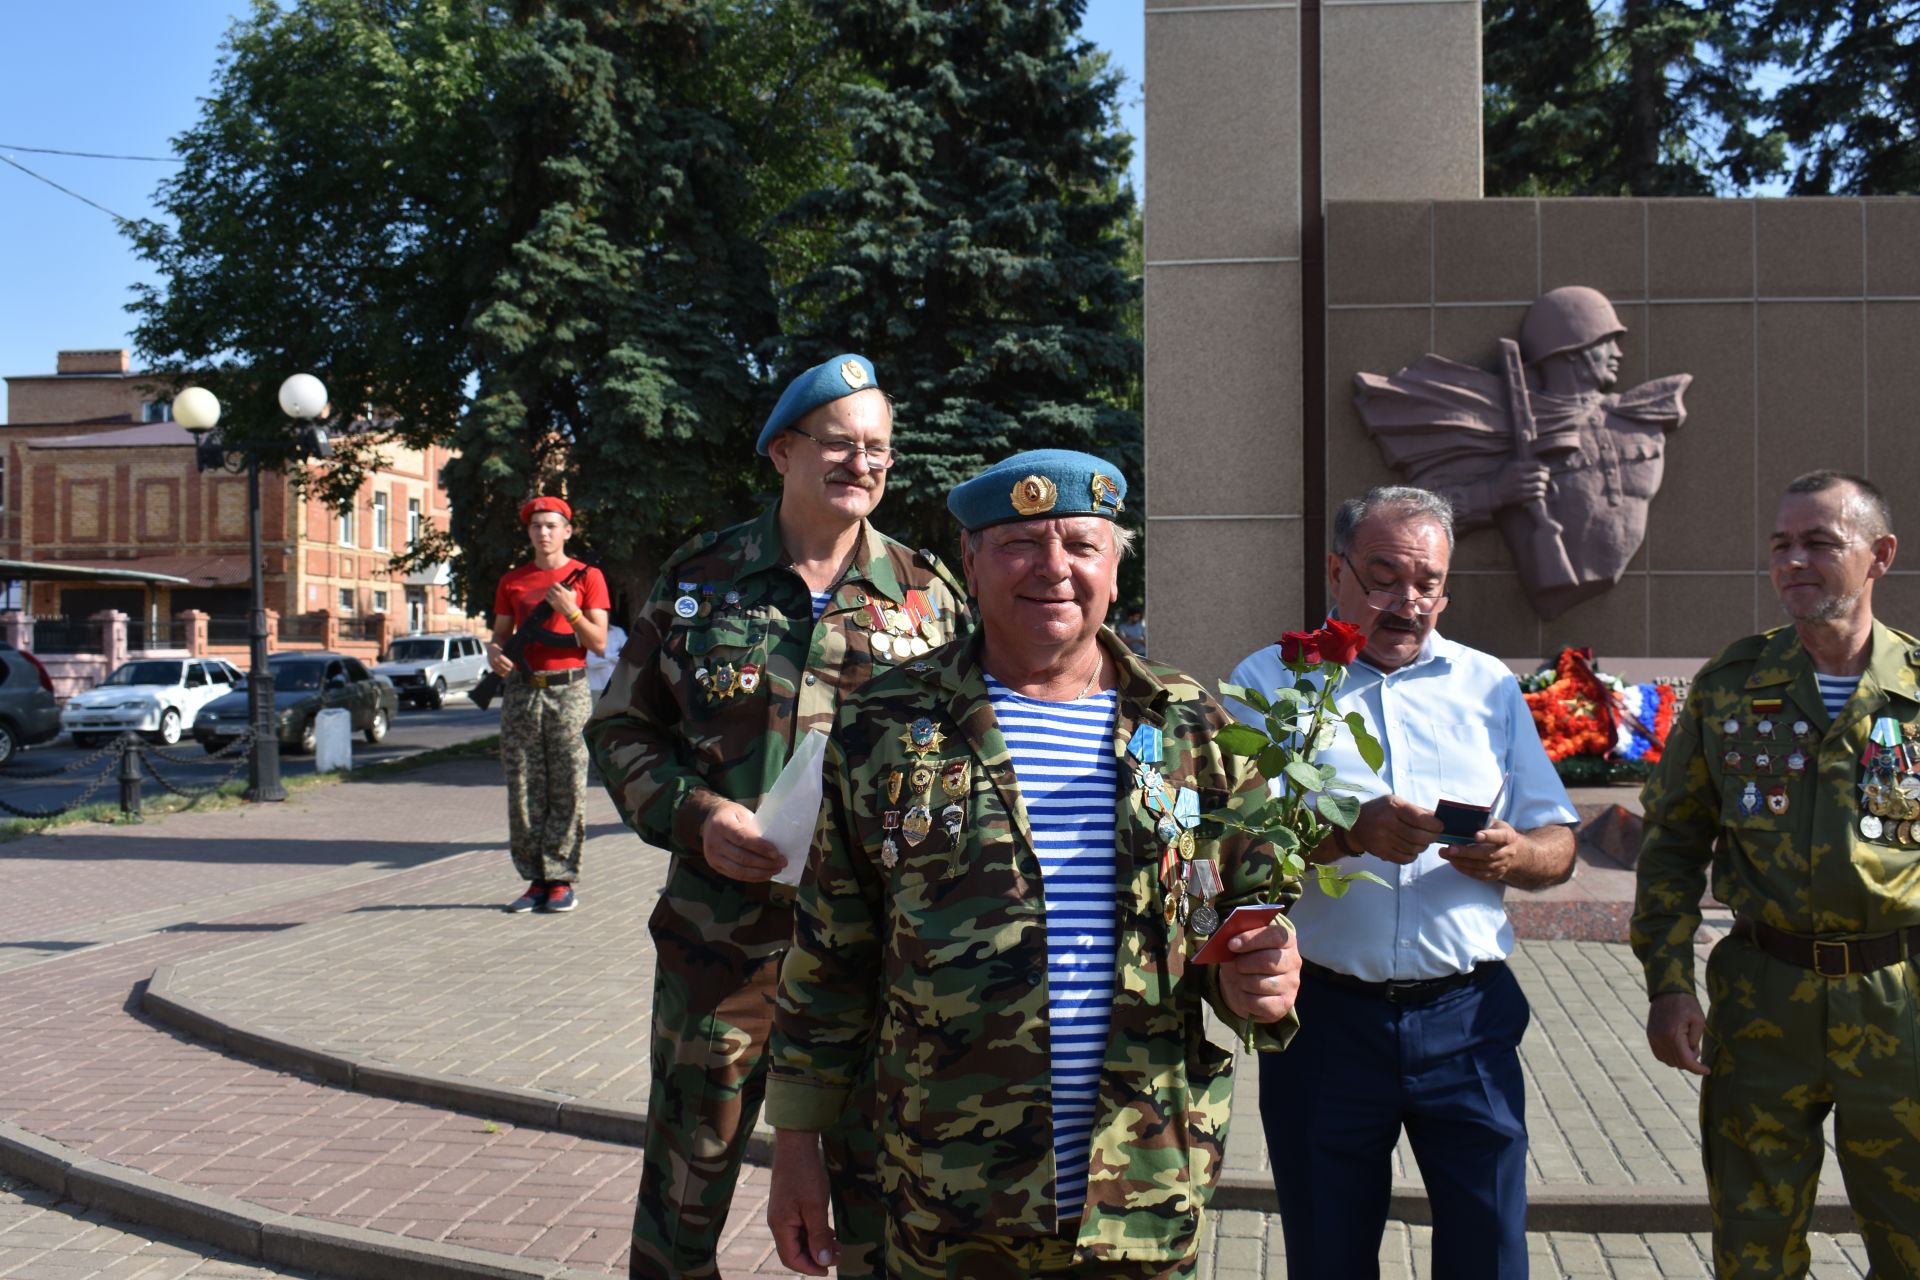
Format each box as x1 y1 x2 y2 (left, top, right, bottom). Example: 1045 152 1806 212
207 616 252 647
279 612 330 643
343 615 383 641
126 618 177 651
29 616 99 654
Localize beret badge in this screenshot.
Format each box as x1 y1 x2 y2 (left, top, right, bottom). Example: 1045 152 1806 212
1010 474 1059 517
1090 472 1123 515
839 359 870 390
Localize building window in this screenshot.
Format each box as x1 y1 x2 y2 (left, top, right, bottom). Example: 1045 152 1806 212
407 497 422 546
337 503 355 547
338 587 355 615
143 401 172 423
373 589 389 615
372 491 390 551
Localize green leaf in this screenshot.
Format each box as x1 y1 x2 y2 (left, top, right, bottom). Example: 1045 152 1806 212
1345 712 1385 773
1220 682 1270 713
1315 864 1355 898
1282 759 1325 792
1256 745 1290 779
1215 723 1270 758
1314 791 1362 828
1270 686 1305 708
1268 825 1301 852
1346 869 1391 889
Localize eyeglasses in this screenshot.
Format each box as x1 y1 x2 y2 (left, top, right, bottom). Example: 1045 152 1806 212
787 428 896 470
1342 554 1450 616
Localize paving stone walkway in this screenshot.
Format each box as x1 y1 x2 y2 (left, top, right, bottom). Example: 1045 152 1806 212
0 758 1872 1277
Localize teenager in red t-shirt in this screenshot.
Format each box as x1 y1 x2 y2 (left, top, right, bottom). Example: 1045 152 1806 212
489 496 610 913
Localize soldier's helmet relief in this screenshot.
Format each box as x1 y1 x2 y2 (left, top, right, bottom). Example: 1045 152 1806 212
1519 285 1627 365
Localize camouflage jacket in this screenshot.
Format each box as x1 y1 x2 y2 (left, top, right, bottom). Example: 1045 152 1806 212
765 630 1291 1263
1632 620 1920 996
586 502 970 867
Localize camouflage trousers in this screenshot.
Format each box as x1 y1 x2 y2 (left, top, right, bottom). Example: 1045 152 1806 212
1701 934 1920 1277
499 675 591 884
630 856 885 1280
885 1219 1197 1280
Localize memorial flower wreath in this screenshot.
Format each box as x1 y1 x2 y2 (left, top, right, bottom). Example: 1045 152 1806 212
1520 646 1683 784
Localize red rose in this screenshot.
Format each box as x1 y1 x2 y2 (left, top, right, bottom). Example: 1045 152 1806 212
1318 619 1367 666
1278 629 1323 664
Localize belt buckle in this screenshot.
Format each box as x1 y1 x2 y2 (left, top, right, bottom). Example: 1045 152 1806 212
1382 980 1418 1005
532 672 549 689
1812 939 1851 978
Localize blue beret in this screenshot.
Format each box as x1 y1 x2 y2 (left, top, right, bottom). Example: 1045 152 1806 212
946 449 1128 531
756 353 880 455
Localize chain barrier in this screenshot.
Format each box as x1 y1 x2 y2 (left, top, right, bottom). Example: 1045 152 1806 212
139 734 256 800
0 738 129 819
0 729 259 821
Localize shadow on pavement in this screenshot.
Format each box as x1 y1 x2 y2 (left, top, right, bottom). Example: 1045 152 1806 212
26 837 504 866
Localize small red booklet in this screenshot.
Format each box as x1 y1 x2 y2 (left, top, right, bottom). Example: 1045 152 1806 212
1189 903 1287 965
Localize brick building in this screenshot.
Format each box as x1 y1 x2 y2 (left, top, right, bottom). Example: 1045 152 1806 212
2 349 470 646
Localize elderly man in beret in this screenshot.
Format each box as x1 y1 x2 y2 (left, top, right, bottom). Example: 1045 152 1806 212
490 495 611 914
586 354 970 1280
764 449 1301 1280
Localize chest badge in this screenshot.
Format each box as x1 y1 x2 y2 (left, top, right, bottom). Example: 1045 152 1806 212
1765 785 1789 815
1738 780 1761 817
901 717 945 757
902 804 933 847
674 595 699 619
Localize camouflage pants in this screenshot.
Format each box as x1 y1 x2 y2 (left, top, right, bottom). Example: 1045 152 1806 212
1701 935 1920 1277
630 857 885 1280
885 1219 1197 1280
499 675 591 884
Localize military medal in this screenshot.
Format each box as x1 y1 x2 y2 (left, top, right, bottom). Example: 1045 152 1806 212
1723 749 1743 771
1754 750 1772 772
738 665 760 693
1787 750 1808 774
1128 724 1165 795
1178 830 1197 860
901 717 945 757
1738 781 1761 817
1186 860 1224 936
1722 716 1740 736
1188 904 1219 936
886 768 904 805
872 631 894 658
910 762 934 794
1756 718 1775 739
942 803 964 838
1765 785 1789 815
674 594 699 619
1155 814 1180 844
1794 719 1813 739
1861 814 1885 840
941 759 969 797
724 590 741 606
713 662 739 700
694 666 711 692
881 810 902 867
902 804 932 846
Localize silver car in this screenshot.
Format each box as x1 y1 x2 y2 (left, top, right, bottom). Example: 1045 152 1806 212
372 633 489 709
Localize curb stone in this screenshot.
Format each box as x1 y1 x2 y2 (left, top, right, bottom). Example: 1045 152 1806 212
142 966 1859 1237
0 1120 608 1280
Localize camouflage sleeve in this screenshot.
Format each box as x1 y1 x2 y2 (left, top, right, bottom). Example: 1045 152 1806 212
584 569 727 854
765 728 883 1130
1630 679 1720 998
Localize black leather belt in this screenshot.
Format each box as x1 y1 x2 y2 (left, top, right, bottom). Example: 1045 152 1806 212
518 667 585 688
1731 917 1920 978
1303 958 1501 1007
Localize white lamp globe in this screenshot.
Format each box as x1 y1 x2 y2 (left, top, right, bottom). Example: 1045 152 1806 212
173 387 221 431
278 373 328 420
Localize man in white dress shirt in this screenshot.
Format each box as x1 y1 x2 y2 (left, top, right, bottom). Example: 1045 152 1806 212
1227 485 1578 1280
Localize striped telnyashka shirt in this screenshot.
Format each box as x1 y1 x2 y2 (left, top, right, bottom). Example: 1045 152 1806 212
984 674 1120 1221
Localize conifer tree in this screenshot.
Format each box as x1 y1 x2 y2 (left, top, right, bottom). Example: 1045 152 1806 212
781 0 1141 560
1765 1 1920 193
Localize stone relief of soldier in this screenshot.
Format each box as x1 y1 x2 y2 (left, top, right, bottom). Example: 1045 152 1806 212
1353 287 1692 620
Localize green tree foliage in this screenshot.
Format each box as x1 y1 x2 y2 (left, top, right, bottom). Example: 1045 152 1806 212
1484 0 1786 196
1765 1 1920 193
130 0 843 609
781 0 1142 564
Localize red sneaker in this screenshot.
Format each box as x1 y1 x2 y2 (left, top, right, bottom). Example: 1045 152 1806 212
540 883 577 913
506 883 543 913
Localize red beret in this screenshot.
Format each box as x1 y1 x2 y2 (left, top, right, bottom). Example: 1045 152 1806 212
519 496 572 525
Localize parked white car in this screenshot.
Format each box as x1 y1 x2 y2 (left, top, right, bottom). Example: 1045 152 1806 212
61 657 246 747
373 633 490 709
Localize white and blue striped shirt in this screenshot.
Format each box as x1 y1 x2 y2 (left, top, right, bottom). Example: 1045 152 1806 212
809 589 834 622
1815 672 1860 720
985 675 1119 1221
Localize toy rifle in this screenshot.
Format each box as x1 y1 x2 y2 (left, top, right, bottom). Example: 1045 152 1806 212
1498 338 1580 589
470 563 589 711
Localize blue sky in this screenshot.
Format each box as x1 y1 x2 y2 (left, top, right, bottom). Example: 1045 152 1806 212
0 4 1145 409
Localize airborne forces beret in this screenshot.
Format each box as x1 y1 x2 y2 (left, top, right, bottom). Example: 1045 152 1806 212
756 353 881 455
947 448 1128 531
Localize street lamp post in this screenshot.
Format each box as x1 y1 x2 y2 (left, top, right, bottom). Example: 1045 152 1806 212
177 377 334 804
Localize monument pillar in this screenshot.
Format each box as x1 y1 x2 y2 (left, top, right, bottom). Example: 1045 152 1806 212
1143 0 1483 681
